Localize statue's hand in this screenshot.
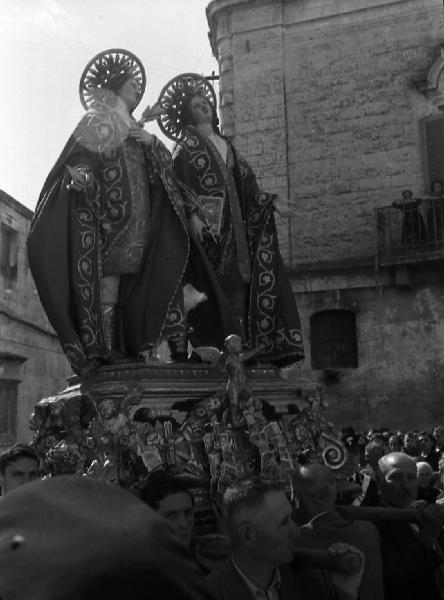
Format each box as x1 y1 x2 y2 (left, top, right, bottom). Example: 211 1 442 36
66 165 91 192
189 213 207 242
139 103 165 124
127 125 154 146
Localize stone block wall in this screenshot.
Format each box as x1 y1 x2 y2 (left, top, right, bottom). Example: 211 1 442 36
207 0 444 428
208 0 444 267
0 190 71 444
288 271 444 430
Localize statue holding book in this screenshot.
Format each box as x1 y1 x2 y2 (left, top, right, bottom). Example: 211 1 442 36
157 73 304 366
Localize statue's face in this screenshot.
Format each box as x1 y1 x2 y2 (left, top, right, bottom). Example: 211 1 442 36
189 95 213 126
100 400 116 419
117 77 140 111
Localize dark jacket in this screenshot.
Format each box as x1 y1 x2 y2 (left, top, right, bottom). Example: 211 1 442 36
377 520 442 600
298 510 384 600
207 557 337 600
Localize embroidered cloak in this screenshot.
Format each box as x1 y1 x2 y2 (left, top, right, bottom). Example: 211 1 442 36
172 126 304 367
27 103 190 376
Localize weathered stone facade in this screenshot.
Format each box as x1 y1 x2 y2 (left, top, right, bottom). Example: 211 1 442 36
0 190 71 445
207 0 444 429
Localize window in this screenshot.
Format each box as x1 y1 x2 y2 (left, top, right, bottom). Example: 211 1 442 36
0 380 18 445
310 310 358 369
0 223 19 285
422 115 444 189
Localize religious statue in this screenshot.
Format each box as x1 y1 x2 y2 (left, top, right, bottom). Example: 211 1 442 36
196 334 261 425
156 73 304 366
27 49 195 376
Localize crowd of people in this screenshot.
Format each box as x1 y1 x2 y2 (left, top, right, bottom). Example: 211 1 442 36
339 425 444 504
2 428 444 600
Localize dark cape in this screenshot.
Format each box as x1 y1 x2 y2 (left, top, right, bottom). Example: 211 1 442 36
173 126 304 367
28 107 236 376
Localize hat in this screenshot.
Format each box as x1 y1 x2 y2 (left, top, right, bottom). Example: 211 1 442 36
0 476 211 600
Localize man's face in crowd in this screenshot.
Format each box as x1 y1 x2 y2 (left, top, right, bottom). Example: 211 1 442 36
404 433 417 449
379 455 418 508
157 492 194 547
388 437 401 452
418 435 433 454
434 427 444 448
1 457 39 495
365 444 384 467
243 490 299 566
417 464 433 489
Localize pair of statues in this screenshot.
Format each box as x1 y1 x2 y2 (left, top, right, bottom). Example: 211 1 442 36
27 49 304 377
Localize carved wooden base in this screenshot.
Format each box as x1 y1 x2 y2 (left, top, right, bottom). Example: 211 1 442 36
64 361 316 415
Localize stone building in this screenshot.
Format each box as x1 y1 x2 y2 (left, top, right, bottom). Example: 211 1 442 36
207 0 444 429
0 189 71 446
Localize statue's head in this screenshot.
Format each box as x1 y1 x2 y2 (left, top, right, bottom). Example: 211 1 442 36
112 77 141 112
99 399 118 420
182 94 220 131
156 73 218 141
79 48 145 113
224 334 243 354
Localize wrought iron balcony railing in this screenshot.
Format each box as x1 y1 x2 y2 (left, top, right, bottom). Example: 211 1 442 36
376 197 444 266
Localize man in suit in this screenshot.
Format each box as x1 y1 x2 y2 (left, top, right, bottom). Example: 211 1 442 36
293 462 384 600
376 452 444 600
207 478 363 600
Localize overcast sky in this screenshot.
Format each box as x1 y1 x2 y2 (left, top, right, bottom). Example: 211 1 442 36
0 0 218 210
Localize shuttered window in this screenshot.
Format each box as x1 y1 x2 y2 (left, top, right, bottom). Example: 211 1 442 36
422 115 444 189
0 224 18 283
310 310 358 369
0 380 18 444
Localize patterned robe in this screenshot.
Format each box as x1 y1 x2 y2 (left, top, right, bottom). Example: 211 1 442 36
28 101 188 376
172 126 304 367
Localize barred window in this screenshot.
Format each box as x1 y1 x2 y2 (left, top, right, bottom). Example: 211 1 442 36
310 310 358 369
0 380 18 445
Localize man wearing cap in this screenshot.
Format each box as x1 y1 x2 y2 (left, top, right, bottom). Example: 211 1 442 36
0 475 214 599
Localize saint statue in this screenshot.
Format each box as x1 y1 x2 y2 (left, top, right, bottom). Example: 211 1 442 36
27 49 194 376
156 73 304 366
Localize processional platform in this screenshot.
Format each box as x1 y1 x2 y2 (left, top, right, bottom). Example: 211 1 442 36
66 361 316 415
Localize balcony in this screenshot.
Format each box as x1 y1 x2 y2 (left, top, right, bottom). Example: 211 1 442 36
376 198 444 266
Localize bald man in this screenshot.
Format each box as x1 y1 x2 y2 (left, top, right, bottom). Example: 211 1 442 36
376 452 444 600
293 463 384 600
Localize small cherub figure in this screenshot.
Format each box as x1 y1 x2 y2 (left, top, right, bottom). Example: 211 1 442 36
219 334 262 423
193 335 262 425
